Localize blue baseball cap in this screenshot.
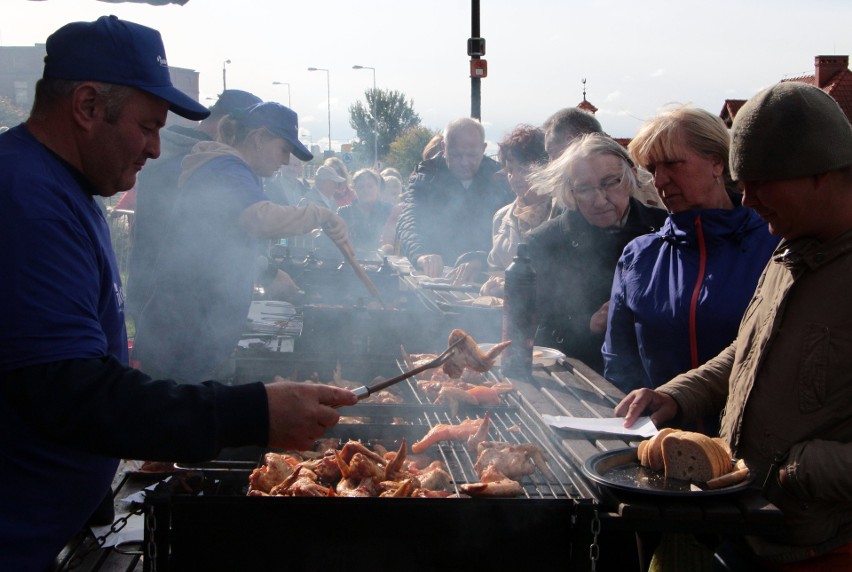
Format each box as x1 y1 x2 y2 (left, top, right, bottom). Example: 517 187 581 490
233 102 313 161
43 15 210 121
209 90 262 117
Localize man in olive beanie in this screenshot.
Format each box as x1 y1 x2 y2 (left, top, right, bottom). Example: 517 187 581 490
615 80 852 569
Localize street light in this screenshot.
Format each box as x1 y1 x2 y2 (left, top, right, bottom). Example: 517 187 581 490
222 59 231 91
272 81 291 108
353 65 378 167
307 67 331 153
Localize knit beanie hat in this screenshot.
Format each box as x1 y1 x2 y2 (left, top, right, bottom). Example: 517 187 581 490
730 82 852 181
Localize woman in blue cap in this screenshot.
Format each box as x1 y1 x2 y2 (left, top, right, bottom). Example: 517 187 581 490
133 102 348 384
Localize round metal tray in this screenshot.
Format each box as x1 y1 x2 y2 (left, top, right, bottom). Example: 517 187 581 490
582 447 753 497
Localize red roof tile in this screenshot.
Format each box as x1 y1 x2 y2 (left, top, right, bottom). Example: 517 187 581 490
781 69 852 123
577 99 598 114
724 56 852 125
720 99 747 127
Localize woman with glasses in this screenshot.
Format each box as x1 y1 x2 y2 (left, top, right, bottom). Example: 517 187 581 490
603 106 779 400
524 133 667 373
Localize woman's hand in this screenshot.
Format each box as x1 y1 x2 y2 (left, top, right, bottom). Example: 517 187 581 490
321 211 349 245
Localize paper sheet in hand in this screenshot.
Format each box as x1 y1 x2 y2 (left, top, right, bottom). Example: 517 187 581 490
542 415 658 438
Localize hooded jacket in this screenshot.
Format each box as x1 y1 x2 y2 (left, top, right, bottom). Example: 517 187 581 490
659 231 852 562
603 198 779 393
133 142 333 383
397 154 512 268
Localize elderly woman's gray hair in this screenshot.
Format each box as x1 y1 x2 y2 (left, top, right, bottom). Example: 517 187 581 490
528 133 650 210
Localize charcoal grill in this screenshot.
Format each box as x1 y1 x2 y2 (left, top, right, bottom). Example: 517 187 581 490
141 360 606 571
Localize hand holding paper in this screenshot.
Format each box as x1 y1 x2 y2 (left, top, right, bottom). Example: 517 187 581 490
542 415 659 438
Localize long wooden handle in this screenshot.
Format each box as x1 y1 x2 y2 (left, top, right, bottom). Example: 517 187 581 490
336 239 384 305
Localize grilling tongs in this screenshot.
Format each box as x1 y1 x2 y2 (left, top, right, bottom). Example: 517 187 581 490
348 337 465 401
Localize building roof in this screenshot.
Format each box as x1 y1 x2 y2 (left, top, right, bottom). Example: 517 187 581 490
719 99 747 128
722 55 852 125
577 98 598 114
781 68 852 123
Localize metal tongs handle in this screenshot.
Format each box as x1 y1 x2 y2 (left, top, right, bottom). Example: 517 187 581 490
348 337 465 401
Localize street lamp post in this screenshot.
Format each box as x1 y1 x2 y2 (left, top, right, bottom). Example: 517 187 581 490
352 65 378 167
222 59 231 91
272 81 291 107
307 67 331 153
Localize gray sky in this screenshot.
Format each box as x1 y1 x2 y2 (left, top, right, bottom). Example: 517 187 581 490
5 0 852 151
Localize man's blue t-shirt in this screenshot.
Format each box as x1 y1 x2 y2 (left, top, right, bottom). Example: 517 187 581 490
0 125 126 570
0 125 128 370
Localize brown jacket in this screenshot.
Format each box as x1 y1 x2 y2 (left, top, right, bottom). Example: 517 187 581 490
660 230 852 562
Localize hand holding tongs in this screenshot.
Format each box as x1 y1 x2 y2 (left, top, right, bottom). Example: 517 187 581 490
348 337 465 401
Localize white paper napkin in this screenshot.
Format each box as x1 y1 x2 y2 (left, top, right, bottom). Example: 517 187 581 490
542 414 659 438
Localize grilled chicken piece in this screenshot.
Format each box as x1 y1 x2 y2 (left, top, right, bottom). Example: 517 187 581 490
414 463 452 491
434 385 479 416
379 478 417 498
299 450 341 484
466 412 492 452
410 488 453 498
442 329 511 379
474 442 556 481
363 390 404 404
411 417 489 454
268 467 331 497
335 477 377 497
248 452 298 493
339 440 386 465
335 451 385 482
460 466 524 497
383 439 407 481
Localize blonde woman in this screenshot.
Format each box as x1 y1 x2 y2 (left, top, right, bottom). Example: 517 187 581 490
603 106 779 398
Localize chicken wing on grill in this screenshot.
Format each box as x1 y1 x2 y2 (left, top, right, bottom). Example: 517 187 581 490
474 441 556 481
460 466 524 497
411 417 489 454
248 452 298 494
442 329 511 379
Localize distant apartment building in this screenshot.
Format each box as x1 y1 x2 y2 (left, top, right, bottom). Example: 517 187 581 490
0 43 203 125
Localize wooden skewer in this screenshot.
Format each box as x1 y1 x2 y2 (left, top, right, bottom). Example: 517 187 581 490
336 238 386 308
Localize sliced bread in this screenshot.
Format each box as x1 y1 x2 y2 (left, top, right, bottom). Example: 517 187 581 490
660 432 730 482
646 428 678 472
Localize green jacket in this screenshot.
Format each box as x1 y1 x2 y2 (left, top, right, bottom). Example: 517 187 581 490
660 230 852 563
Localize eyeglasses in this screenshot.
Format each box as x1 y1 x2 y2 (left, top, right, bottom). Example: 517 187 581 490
570 175 624 200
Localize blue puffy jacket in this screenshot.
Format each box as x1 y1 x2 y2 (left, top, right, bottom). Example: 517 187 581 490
603 197 780 393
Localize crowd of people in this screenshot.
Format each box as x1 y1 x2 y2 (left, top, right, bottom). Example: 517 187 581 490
2 14 852 572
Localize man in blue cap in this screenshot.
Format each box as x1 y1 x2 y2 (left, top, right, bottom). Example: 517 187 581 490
0 16 355 570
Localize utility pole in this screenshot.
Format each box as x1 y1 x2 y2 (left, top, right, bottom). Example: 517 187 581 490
468 1 487 121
